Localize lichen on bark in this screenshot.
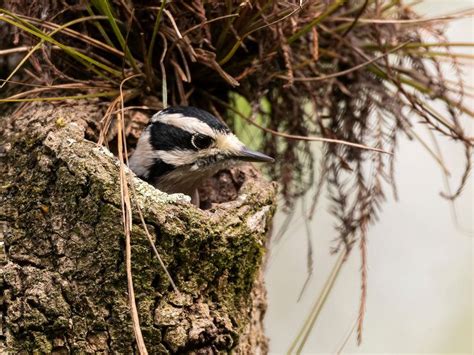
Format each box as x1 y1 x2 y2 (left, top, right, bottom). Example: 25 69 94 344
0 101 277 353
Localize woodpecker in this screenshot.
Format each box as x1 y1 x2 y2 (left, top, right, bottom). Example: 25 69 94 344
129 106 274 205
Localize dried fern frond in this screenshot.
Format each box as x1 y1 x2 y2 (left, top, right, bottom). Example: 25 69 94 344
1 0 472 250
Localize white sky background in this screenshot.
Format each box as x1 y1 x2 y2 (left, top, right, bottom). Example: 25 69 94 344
264 1 473 354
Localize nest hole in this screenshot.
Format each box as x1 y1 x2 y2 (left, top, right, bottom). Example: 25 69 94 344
84 111 247 209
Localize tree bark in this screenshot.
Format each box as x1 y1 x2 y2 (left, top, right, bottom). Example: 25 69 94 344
0 101 276 353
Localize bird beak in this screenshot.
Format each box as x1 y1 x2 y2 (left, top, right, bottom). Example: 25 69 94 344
235 146 275 163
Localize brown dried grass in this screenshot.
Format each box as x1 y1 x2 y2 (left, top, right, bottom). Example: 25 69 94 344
1 0 473 350
1 0 472 267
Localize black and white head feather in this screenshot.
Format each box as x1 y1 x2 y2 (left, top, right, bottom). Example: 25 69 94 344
129 106 273 200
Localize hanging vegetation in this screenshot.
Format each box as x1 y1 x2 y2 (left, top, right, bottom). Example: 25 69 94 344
1 0 472 281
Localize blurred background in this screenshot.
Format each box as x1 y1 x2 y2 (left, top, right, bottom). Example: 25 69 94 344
265 1 473 353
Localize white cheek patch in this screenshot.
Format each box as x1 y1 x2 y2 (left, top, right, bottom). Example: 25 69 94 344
155 148 221 166
157 134 245 167
152 112 216 137
215 133 244 154
156 149 201 166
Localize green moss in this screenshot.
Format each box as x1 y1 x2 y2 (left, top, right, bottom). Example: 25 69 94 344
1 102 276 353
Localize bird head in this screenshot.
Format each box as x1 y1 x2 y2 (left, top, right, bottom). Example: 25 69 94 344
129 106 274 197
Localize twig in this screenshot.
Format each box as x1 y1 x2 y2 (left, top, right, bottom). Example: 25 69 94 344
440 144 472 200
118 75 148 355
163 9 183 39
0 83 110 99
181 13 239 37
296 198 314 302
206 93 391 155
428 129 473 236
117 82 180 296
287 248 348 355
0 45 31 55
340 0 368 38
357 223 368 345
335 314 358 354
159 33 168 108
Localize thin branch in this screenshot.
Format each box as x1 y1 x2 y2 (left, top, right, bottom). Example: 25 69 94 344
288 248 348 355
335 314 358 355
297 198 314 302
0 46 31 55
117 74 148 355
207 94 391 155
357 224 368 345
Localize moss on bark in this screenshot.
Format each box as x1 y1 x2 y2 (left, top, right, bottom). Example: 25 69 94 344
0 101 276 353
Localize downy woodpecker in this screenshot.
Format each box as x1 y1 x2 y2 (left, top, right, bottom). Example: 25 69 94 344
129 106 274 205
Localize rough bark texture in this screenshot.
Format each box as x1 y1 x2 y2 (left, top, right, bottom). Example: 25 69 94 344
0 101 276 353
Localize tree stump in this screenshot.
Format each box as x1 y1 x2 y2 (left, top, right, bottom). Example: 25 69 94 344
0 101 276 353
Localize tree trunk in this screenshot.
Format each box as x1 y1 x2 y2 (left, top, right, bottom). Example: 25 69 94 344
0 101 276 353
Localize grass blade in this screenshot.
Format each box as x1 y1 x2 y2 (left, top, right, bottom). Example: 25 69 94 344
287 249 347 354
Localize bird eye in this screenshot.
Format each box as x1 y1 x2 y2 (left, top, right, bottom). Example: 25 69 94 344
191 134 213 150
